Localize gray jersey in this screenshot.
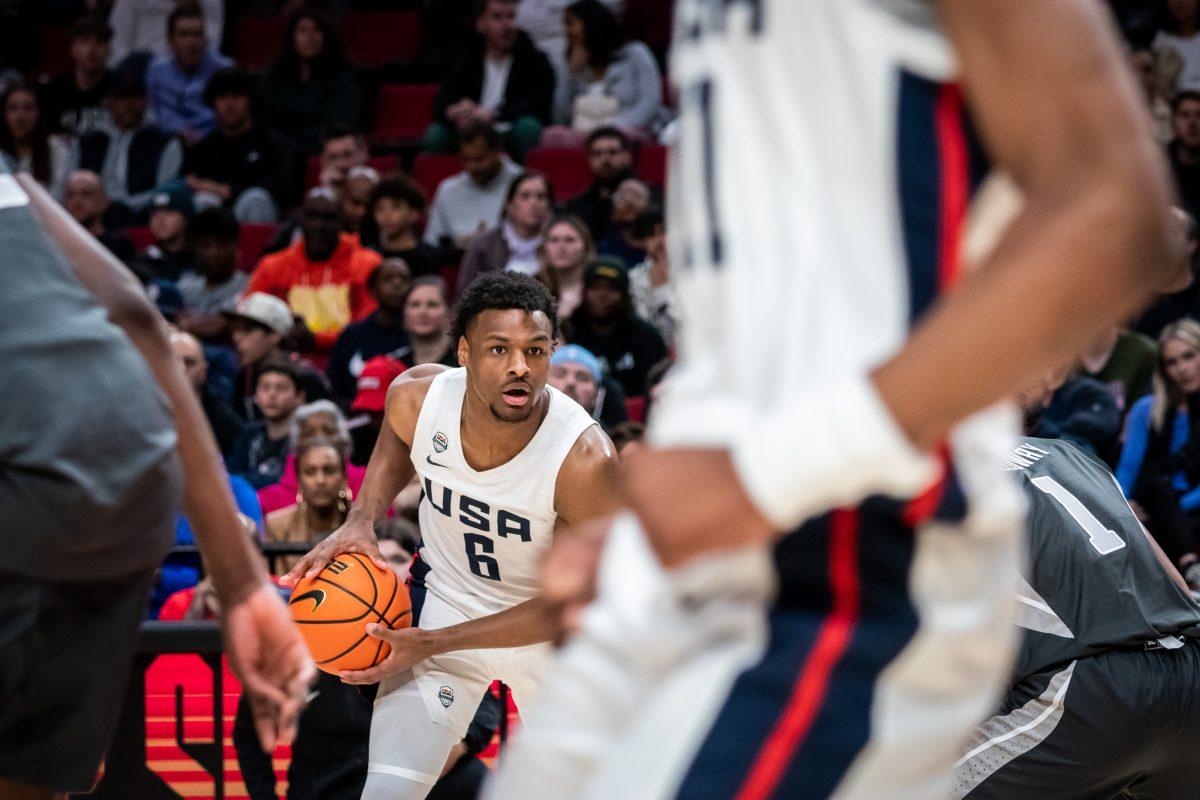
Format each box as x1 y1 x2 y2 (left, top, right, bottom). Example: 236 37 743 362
0 158 180 580
1006 437 1200 681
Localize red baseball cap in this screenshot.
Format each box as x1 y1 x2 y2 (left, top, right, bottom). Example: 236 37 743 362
352 355 407 412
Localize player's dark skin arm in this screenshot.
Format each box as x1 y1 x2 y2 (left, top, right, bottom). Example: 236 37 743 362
340 426 621 684
15 174 314 754
282 365 446 584
628 0 1179 568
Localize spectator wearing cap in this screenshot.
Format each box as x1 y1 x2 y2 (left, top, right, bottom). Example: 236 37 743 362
362 176 440 278
259 7 361 157
423 122 524 256
596 178 652 266
224 292 331 420
62 168 136 263
549 343 629 429
145 2 232 144
348 355 408 465
326 258 412 403
108 0 224 68
248 188 381 360
226 360 306 489
567 258 666 396
424 0 556 162
177 207 249 340
73 68 182 220
456 171 554 297
626 207 676 347
565 127 637 242
185 67 293 224
39 15 113 137
133 187 195 281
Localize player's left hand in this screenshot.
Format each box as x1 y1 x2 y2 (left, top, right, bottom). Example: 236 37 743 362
338 624 435 684
222 582 317 752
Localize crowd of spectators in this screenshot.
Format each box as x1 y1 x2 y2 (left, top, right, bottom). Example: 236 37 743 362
7 0 1200 791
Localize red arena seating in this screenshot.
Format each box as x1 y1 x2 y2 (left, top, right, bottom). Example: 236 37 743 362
238 224 277 271
526 147 592 199
637 145 667 188
304 154 401 190
35 25 73 79
342 12 422 69
412 153 462 200
126 226 155 254
371 84 439 145
625 396 647 423
232 16 286 71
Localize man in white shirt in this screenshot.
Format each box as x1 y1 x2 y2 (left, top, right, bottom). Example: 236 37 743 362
423 123 523 254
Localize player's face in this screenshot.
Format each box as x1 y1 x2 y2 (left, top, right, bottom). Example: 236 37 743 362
4 89 38 140
545 222 587 271
588 136 632 182
549 363 598 412
1163 338 1200 395
378 539 413 582
298 445 345 510
404 284 449 338
255 372 303 421
1174 100 1200 148
462 309 554 423
299 412 339 443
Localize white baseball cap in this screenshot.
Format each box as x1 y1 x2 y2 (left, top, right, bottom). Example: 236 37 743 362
223 292 294 335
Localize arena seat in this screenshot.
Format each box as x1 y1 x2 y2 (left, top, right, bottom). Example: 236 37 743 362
239 223 277 271
526 147 592 199
622 0 675 56
637 144 668 187
126 226 154 254
412 153 462 199
342 11 422 69
441 264 460 297
371 84 438 145
625 396 647 423
232 15 286 71
304 154 401 189
35 25 73 78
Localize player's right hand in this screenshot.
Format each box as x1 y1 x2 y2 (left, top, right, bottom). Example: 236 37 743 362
281 520 390 585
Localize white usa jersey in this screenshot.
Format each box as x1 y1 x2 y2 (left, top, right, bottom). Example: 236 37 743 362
409 368 597 619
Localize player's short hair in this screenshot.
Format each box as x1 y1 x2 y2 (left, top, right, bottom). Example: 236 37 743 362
1173 90 1200 114
167 0 205 38
458 121 502 151
187 206 239 243
451 272 560 344
72 14 113 43
256 358 302 393
587 125 630 152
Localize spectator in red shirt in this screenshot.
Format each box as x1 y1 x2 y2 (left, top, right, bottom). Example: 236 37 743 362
248 188 381 358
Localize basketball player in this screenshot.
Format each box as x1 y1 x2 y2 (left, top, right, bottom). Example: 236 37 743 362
954 438 1200 799
487 1 1179 799
283 272 620 800
0 166 313 799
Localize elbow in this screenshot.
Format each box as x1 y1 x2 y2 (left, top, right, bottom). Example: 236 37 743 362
108 286 167 342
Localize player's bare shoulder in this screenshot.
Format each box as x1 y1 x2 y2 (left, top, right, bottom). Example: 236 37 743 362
385 363 454 447
554 425 622 526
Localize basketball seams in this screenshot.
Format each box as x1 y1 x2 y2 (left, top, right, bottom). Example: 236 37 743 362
347 553 380 609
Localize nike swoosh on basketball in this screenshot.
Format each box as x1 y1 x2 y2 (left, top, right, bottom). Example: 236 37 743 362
289 589 326 611
426 455 448 468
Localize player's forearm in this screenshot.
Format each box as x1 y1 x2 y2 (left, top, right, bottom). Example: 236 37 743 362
422 598 558 654
874 168 1173 451
345 421 414 528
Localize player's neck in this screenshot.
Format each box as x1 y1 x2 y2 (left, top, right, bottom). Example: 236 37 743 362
459 388 549 471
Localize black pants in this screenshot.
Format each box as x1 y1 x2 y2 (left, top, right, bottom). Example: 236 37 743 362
956 640 1200 799
1137 476 1198 567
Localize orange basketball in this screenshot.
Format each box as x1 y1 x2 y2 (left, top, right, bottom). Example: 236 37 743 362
288 553 412 674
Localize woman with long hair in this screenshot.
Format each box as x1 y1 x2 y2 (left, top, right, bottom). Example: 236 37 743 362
537 213 595 319
543 0 663 147
265 436 351 574
260 7 360 155
456 171 554 295
1117 318 1200 574
0 81 69 194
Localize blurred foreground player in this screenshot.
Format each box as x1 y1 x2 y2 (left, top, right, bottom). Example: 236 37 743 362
283 274 621 800
0 160 314 799
488 1 1178 799
954 438 1200 799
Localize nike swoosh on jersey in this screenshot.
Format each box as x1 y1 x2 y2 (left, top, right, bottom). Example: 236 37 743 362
426 454 448 468
289 589 326 611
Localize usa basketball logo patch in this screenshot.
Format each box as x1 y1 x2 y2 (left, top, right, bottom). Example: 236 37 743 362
438 686 454 707
433 432 449 453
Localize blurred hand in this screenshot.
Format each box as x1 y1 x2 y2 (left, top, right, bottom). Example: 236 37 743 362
281 519 389 585
221 582 316 751
541 516 611 642
339 625 434 684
